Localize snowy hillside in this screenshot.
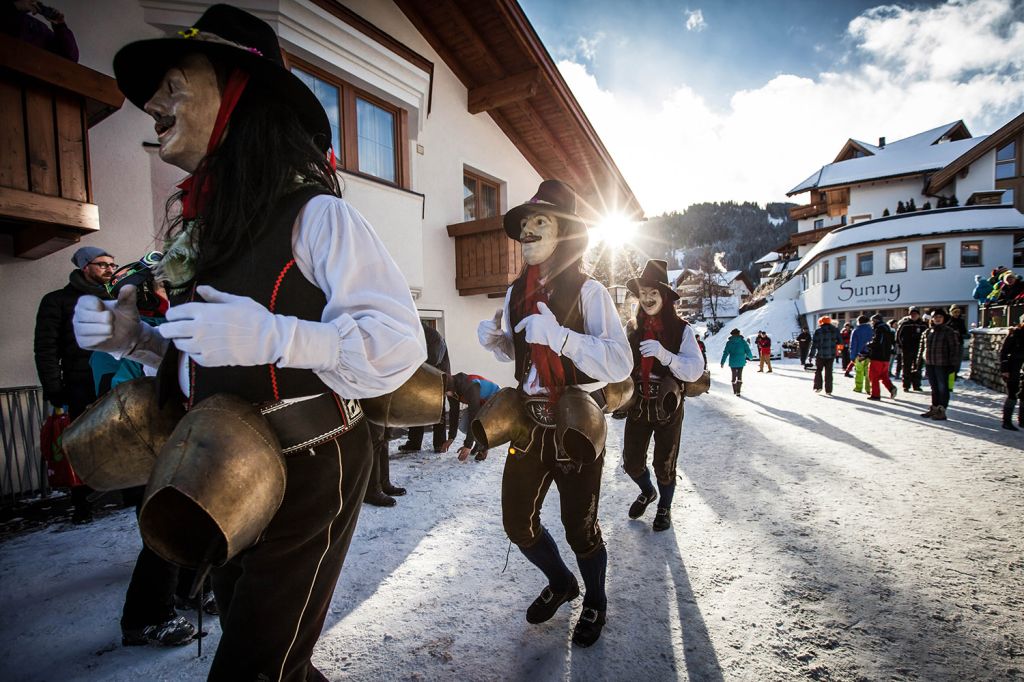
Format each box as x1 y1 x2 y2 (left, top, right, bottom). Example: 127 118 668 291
705 298 802 360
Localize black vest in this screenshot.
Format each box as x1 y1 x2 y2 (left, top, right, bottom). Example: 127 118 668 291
507 270 596 388
629 313 686 382
164 185 333 406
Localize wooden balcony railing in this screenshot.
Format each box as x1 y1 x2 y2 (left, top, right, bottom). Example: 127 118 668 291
0 35 123 259
446 215 523 296
789 202 827 221
788 226 837 247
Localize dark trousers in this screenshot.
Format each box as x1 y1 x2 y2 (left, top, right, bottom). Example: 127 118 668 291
901 350 921 390
208 421 372 682
926 365 955 408
501 427 604 558
120 485 198 629
405 422 445 450
814 357 834 393
1004 370 1024 423
622 401 684 486
730 366 744 383
799 342 810 365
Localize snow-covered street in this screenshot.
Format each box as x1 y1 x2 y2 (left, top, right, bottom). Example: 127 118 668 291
1 360 1022 681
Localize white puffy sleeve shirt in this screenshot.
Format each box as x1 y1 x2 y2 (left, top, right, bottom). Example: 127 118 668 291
666 323 707 383
178 194 426 399
479 278 632 396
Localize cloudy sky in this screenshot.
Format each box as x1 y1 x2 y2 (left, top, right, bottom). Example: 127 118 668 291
519 0 1024 216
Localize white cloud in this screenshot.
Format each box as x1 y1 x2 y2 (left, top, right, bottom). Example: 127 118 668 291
558 0 1024 215
685 8 706 32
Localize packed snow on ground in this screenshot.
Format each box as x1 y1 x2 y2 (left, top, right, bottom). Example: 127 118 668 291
1 362 1022 681
705 298 803 360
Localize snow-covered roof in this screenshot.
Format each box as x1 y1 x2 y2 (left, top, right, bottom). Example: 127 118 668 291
794 205 1024 274
755 251 782 264
787 122 987 196
667 269 683 285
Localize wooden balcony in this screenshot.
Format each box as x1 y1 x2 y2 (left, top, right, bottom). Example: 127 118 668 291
789 202 827 221
788 226 836 247
0 35 123 259
446 215 523 296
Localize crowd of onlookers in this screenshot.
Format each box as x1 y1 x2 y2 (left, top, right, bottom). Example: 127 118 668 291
974 266 1024 308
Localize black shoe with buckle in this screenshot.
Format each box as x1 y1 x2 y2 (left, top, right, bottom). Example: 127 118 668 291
653 508 672 532
122 615 196 647
526 576 580 624
571 607 607 647
628 490 657 520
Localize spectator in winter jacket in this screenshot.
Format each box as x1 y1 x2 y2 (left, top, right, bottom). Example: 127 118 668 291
998 314 1024 430
896 308 927 391
755 331 772 372
995 272 1024 305
846 316 872 376
864 314 897 401
808 316 840 394
972 275 993 304
919 308 961 421
33 245 114 524
947 304 969 382
838 324 852 369
720 328 755 395
1 0 79 61
796 329 811 366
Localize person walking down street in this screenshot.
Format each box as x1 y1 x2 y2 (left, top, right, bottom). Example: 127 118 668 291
896 307 926 391
808 317 840 395
839 323 852 370
755 331 772 373
34 245 115 523
919 308 961 421
622 260 706 533
797 328 811 366
998 314 1024 431
947 304 969 382
721 328 755 396
864 314 897 401
846 315 872 378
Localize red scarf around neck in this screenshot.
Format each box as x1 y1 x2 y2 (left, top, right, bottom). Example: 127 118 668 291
640 313 664 396
519 265 566 404
177 69 250 220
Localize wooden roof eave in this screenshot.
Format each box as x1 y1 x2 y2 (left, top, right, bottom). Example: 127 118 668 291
928 111 1024 194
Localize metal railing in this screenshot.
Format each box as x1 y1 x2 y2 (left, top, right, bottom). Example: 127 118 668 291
0 386 48 504
980 303 1024 328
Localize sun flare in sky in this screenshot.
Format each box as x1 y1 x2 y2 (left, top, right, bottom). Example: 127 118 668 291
589 213 638 250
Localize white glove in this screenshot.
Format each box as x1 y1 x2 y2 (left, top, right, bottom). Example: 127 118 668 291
477 308 506 347
514 302 569 353
159 285 292 367
640 339 675 366
74 285 143 355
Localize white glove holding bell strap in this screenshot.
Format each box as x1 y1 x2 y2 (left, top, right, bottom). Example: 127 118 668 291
514 302 569 353
73 285 143 355
159 285 328 369
639 338 674 366
477 308 506 347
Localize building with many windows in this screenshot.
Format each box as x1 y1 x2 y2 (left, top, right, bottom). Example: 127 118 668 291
0 0 641 391
782 115 1024 329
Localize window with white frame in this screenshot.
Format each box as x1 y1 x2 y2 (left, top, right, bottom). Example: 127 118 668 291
922 244 945 270
886 247 907 273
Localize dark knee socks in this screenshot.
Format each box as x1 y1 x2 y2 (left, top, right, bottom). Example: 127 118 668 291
631 468 656 497
657 482 676 510
576 544 608 610
519 528 573 591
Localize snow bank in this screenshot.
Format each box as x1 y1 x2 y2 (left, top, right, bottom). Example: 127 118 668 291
705 298 802 360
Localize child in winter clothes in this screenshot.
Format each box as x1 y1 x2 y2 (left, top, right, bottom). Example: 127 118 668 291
972 275 993 304
721 329 756 395
851 353 869 393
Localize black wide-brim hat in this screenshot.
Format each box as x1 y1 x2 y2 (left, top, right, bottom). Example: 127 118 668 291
504 179 588 245
113 4 331 151
627 259 680 302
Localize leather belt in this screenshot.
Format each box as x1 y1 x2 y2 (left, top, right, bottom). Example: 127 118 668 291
260 393 364 455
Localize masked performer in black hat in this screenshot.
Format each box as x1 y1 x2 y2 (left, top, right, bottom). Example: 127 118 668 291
72 6 425 680
477 180 631 647
621 260 705 532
